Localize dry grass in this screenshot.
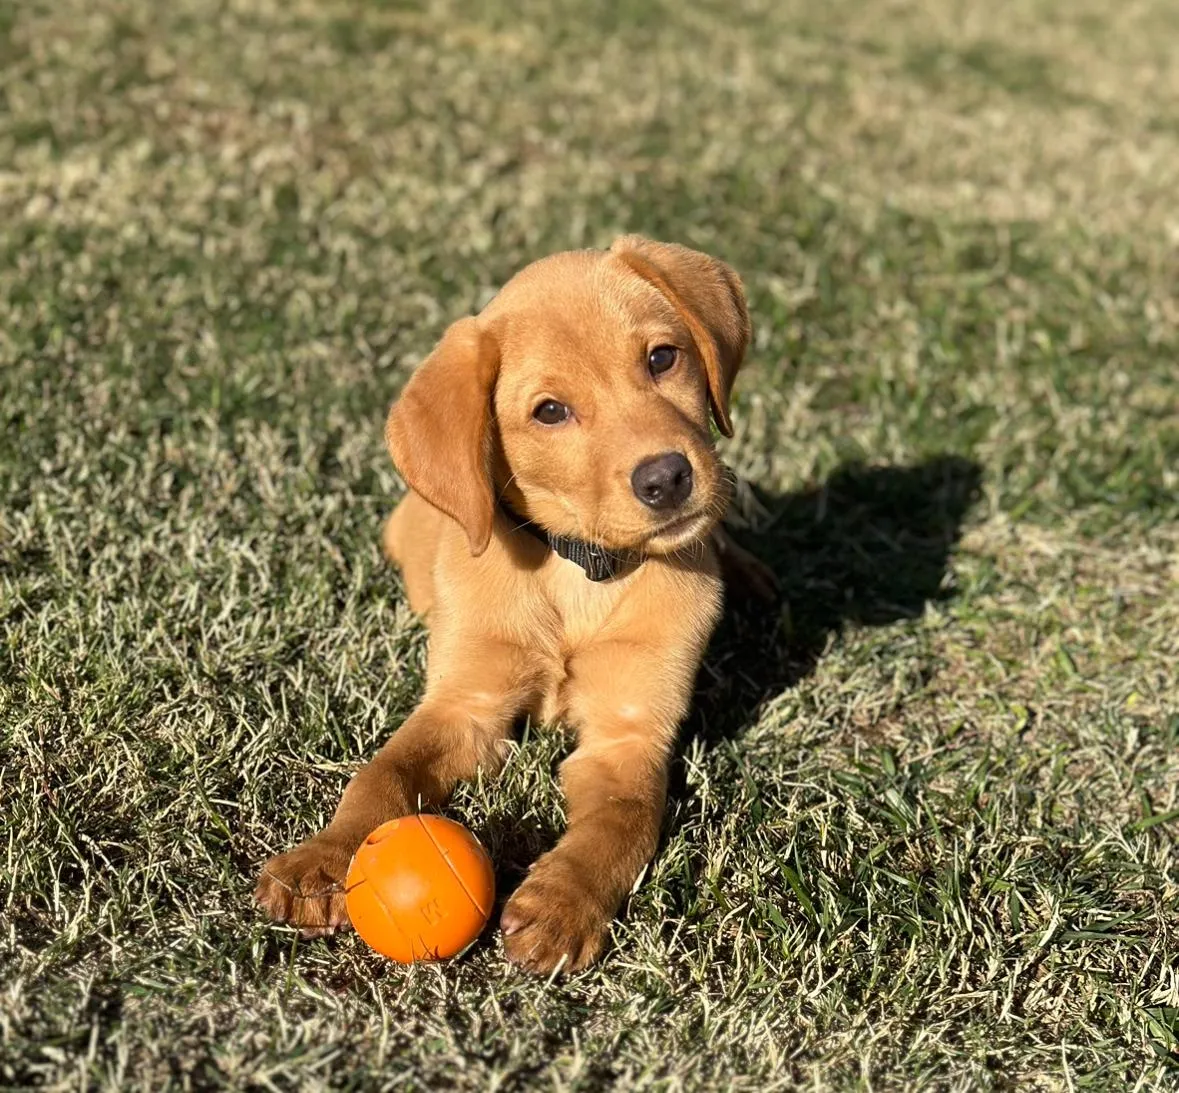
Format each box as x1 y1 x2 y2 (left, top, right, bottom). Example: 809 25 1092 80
2 0 1177 1089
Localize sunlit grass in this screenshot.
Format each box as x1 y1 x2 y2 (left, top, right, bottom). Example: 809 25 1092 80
1 0 1177 1088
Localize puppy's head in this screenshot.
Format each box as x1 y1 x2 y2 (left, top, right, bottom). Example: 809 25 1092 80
385 236 750 556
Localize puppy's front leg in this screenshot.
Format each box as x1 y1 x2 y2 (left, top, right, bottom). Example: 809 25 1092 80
501 641 687 973
256 638 533 935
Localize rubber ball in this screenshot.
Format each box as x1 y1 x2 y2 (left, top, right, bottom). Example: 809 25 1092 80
345 815 495 962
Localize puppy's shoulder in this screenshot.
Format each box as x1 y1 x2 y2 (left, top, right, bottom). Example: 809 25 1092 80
628 541 724 639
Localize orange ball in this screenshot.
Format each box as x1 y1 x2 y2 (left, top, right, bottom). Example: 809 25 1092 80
345 815 495 962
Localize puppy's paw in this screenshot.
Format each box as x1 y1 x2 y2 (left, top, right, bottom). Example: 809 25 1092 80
713 526 778 602
500 854 610 974
255 834 355 937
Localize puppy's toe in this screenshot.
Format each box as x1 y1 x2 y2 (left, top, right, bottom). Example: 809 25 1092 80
255 835 354 937
501 856 609 974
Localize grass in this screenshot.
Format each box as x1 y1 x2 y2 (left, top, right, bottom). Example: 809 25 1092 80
1 0 1177 1088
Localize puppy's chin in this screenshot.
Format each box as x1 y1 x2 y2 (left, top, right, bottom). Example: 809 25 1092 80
506 488 722 556
639 509 716 556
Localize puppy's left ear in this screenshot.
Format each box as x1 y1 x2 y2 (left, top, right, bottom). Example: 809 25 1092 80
610 235 751 436
384 318 500 556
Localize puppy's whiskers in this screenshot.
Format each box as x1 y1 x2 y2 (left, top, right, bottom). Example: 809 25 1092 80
494 471 521 506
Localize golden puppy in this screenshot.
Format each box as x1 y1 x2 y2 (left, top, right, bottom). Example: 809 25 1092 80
256 235 763 973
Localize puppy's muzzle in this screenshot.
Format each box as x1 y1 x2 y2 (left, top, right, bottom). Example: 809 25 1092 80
631 452 694 512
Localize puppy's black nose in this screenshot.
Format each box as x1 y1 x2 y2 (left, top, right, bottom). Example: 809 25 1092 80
631 452 694 511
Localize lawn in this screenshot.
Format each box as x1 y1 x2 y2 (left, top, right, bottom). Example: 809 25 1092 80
2 0 1177 1088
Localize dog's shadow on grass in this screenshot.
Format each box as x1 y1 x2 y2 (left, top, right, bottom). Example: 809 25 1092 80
478 457 981 913
685 454 984 751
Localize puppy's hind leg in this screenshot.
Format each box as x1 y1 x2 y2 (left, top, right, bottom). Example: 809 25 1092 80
382 492 443 617
712 524 778 603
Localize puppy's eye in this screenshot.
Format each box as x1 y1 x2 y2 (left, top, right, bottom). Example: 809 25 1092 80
648 345 678 376
532 399 570 425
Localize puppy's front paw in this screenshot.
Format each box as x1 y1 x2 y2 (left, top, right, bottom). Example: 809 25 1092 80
500 854 610 974
255 834 355 937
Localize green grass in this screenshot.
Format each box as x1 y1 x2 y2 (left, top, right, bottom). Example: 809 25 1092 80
2 0 1177 1088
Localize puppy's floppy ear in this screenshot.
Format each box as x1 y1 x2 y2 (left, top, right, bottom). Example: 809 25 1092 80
385 317 500 556
610 235 751 437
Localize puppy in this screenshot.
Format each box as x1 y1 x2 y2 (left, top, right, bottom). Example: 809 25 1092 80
256 236 760 973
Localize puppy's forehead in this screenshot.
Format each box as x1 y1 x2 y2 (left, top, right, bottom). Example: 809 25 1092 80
483 250 680 362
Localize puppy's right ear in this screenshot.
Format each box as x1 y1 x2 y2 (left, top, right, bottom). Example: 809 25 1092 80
384 318 500 556
610 236 750 437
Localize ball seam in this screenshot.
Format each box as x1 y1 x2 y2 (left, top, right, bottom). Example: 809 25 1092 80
415 815 491 920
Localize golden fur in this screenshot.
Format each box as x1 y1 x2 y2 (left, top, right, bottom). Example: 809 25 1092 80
255 236 770 972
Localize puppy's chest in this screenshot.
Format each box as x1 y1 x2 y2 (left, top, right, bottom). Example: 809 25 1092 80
527 556 632 721
538 554 630 646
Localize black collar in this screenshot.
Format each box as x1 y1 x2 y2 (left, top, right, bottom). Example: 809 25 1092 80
498 501 639 582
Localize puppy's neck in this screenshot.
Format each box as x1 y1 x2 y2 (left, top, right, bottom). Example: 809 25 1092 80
496 498 640 583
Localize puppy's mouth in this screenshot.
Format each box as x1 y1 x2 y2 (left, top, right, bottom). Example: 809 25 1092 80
642 508 713 551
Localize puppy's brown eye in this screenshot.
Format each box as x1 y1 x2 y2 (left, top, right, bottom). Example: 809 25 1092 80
648 345 678 376
532 399 570 425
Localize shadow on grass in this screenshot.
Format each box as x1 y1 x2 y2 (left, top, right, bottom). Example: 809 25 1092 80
495 456 982 885
235 456 983 964
688 454 984 748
